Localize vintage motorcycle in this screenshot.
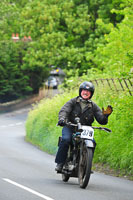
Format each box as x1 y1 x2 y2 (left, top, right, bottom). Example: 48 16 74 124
57 118 111 189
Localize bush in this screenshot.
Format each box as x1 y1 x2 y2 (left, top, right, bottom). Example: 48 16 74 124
26 90 77 154
93 88 133 176
26 85 133 176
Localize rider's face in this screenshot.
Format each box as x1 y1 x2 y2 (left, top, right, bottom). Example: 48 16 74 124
81 89 91 100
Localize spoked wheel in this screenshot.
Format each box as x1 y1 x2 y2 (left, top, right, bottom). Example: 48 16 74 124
62 173 70 182
78 145 93 189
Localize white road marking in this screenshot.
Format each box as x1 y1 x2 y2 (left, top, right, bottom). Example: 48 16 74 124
8 124 14 127
3 178 55 200
15 122 23 125
0 122 24 129
0 125 6 128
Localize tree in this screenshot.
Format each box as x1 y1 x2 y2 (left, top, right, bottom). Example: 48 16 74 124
0 0 131 102
0 41 32 102
93 1 133 77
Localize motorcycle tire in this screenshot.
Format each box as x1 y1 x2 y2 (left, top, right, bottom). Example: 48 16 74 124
62 174 70 182
78 146 93 189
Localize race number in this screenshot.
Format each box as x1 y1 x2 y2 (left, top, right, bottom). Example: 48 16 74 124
81 126 94 139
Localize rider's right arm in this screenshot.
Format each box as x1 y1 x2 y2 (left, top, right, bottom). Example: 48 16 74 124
58 97 77 121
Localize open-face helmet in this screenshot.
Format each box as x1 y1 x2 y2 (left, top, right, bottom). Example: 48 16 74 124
79 81 95 99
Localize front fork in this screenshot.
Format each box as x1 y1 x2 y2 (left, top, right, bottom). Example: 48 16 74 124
80 139 95 160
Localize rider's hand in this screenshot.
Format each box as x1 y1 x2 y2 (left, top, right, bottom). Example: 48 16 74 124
102 105 113 116
58 119 66 126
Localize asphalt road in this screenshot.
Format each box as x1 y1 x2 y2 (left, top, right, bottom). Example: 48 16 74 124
0 108 132 200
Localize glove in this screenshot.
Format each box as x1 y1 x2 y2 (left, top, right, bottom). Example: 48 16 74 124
58 119 66 126
102 105 113 116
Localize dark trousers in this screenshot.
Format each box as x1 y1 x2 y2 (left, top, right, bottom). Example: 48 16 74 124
55 126 73 164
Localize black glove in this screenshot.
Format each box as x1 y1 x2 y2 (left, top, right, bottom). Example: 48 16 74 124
102 105 113 116
58 119 66 126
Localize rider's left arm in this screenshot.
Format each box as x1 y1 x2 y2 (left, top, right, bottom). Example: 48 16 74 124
92 102 109 125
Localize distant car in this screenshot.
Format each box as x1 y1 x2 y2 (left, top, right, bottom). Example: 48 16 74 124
45 76 58 89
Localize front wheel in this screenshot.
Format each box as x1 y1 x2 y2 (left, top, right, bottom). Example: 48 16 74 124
78 146 93 189
62 174 70 182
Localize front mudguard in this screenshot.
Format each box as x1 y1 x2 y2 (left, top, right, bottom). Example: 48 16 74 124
84 139 96 148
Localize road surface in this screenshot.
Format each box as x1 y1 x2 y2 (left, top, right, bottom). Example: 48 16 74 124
0 108 132 200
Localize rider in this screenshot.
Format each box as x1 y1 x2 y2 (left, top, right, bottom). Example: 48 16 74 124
55 81 113 172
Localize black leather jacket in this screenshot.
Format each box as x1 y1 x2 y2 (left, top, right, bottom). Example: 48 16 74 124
59 96 108 126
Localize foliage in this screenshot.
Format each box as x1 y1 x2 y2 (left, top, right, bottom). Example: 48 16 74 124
26 91 77 154
0 41 32 102
93 2 133 77
0 0 132 102
0 0 20 40
26 85 133 176
20 0 126 75
0 0 49 102
93 87 133 176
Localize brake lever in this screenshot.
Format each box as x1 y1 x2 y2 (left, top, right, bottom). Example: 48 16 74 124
103 127 112 132
92 126 112 133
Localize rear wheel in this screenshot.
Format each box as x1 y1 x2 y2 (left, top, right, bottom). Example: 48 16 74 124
62 174 70 182
78 145 93 189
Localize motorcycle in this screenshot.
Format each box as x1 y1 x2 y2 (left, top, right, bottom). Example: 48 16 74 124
56 117 111 189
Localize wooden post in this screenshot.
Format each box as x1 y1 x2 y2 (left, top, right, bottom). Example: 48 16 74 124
94 79 98 86
100 79 104 86
106 79 113 90
128 79 132 87
111 78 118 92
118 78 125 91
123 79 132 96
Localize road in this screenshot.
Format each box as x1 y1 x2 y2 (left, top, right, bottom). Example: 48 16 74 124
0 108 132 200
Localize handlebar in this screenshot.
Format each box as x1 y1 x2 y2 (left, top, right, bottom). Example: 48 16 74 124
57 122 111 133
91 126 112 132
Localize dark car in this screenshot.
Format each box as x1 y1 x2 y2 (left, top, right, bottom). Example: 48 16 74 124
45 76 58 89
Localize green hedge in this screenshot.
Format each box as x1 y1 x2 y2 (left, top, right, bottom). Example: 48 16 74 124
26 86 133 177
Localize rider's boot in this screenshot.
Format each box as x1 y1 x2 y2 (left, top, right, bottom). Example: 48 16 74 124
55 163 63 172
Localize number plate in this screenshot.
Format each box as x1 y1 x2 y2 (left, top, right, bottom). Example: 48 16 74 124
81 126 94 139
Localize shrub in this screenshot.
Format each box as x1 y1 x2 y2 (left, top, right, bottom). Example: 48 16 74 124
26 85 133 176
